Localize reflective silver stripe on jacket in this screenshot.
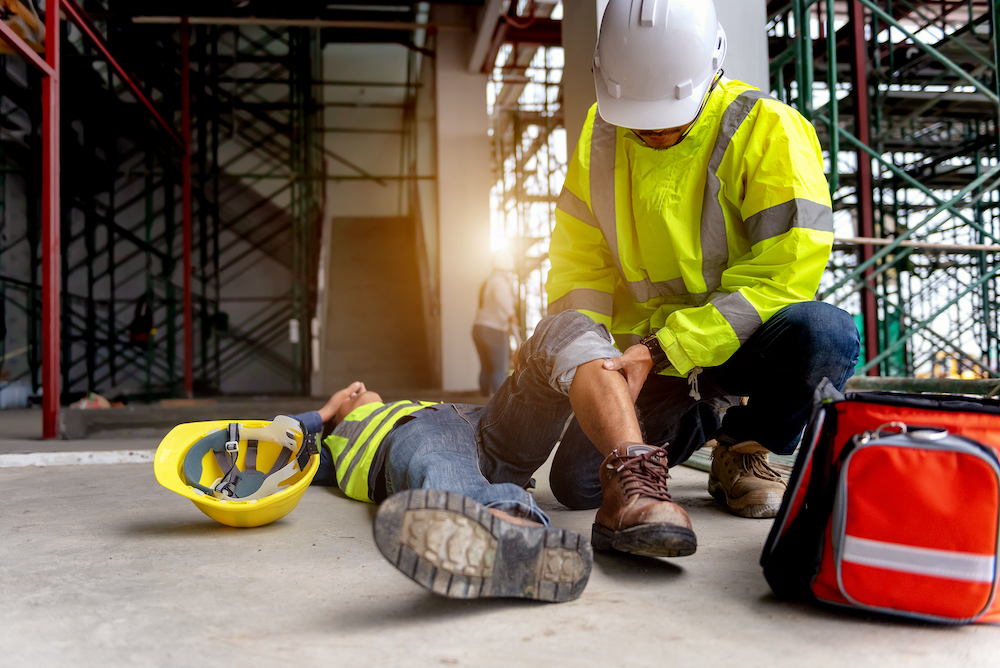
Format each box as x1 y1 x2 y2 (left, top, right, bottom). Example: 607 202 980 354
588 116 694 304
701 90 769 294
623 333 642 348
709 290 761 344
555 188 597 227
549 288 613 317
338 402 425 492
745 198 833 245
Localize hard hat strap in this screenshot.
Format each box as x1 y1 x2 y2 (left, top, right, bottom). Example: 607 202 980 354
214 422 242 497
244 439 259 473
673 70 724 147
225 422 240 453
180 417 316 501
297 431 317 472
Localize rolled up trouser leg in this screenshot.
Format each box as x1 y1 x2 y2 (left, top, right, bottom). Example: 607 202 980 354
385 404 549 525
477 310 620 488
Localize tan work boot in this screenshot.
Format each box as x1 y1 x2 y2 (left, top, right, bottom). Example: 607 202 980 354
708 440 787 518
592 444 697 557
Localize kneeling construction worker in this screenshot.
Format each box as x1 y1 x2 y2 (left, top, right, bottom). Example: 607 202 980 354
470 0 859 557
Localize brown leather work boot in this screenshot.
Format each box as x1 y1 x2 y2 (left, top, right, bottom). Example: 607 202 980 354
592 444 697 557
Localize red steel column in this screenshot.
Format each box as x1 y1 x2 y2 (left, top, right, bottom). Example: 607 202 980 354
42 0 61 438
181 16 193 397
850 0 880 376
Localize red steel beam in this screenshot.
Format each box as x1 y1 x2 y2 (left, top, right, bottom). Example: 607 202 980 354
62 0 184 149
0 18 54 76
181 16 193 397
850 0 881 376
5 0 192 434
42 0 61 438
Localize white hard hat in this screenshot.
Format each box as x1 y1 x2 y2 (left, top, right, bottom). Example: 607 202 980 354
594 0 727 130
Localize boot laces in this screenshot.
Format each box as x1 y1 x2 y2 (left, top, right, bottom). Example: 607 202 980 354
736 449 783 482
610 448 673 502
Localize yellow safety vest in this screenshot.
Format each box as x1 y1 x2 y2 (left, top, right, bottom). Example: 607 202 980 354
548 79 834 376
323 400 437 502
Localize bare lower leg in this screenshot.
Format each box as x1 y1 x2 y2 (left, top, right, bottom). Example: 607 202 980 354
487 507 542 527
568 359 643 456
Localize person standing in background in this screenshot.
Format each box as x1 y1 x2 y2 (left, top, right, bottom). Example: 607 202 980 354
472 250 519 397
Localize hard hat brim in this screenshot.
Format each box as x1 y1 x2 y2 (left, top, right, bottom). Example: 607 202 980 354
594 76 713 131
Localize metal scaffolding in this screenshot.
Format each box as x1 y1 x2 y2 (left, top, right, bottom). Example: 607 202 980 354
203 24 325 396
768 0 1000 379
489 0 1000 380
0 2 327 435
488 0 565 338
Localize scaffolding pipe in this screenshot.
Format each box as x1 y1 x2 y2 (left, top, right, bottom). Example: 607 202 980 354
182 17 194 397
836 236 1000 253
850 0 880 376
4 0 201 430
62 0 184 148
0 0 60 438
42 0 61 437
857 0 1000 106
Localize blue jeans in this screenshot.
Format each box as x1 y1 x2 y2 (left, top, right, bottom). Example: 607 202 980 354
312 405 550 525
472 324 510 395
476 302 860 510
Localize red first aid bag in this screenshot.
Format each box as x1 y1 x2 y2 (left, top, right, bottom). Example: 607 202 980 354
761 380 1000 624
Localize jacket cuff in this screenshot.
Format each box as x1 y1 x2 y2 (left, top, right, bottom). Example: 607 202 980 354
291 410 325 436
657 328 695 375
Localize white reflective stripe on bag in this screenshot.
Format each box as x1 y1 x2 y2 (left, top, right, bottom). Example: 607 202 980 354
842 535 997 583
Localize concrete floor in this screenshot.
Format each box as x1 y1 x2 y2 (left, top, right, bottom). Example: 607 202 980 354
1 409 999 666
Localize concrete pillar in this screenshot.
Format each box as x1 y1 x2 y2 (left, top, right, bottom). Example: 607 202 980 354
715 0 769 92
435 22 493 392
561 0 599 156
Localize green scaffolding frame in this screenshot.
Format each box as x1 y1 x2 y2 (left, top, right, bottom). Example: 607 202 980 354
0 17 326 402
769 0 1000 378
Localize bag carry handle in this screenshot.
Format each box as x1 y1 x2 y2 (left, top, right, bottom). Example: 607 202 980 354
854 421 950 447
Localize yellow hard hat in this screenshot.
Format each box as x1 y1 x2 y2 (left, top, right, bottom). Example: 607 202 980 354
154 415 319 528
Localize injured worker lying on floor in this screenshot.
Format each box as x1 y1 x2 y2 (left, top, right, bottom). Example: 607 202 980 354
298 380 593 603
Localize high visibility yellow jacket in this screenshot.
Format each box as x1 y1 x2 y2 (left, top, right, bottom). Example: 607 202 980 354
323 400 437 502
548 79 834 376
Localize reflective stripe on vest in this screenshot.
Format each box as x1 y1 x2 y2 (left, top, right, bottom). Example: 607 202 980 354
589 114 675 305
327 401 433 502
337 403 416 487
701 91 768 296
551 184 615 317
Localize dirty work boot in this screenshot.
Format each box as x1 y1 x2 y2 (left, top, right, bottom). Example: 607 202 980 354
708 440 787 518
592 444 697 557
374 489 592 602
